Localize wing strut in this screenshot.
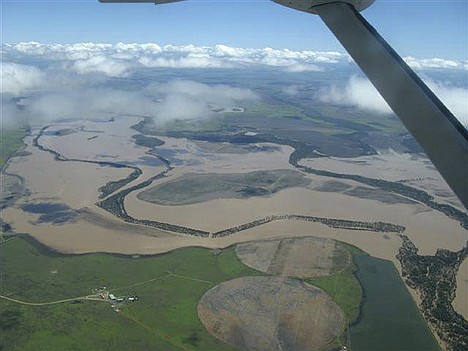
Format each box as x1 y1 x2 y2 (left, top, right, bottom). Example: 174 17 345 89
315 2 468 209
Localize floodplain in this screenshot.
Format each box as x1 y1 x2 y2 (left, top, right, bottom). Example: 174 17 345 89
1 69 467 350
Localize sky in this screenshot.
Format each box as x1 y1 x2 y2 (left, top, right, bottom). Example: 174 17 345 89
1 0 467 128
1 0 467 60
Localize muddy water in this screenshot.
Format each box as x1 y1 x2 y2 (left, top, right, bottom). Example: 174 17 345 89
3 118 466 321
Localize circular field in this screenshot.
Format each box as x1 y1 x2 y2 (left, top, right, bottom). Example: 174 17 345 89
198 276 345 351
235 237 350 278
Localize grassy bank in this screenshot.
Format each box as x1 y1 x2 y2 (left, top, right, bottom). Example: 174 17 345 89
307 243 365 323
0 124 29 169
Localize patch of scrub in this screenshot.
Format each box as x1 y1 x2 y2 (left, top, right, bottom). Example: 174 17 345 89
344 186 417 205
21 203 70 214
314 180 352 192
235 237 350 278
125 156 165 167
453 257 468 319
132 134 165 148
42 129 76 137
198 276 344 351
193 140 281 155
137 169 310 206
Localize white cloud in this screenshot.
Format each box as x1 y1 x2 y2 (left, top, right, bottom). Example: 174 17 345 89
318 75 468 128
285 63 323 72
145 80 259 123
1 62 45 95
282 85 299 96
3 71 258 126
425 79 468 128
25 88 156 121
404 56 466 70
138 55 231 69
318 75 392 114
2 42 466 128
3 42 347 72
4 42 467 74
68 55 131 77
1 98 24 127
147 80 258 101
4 42 466 74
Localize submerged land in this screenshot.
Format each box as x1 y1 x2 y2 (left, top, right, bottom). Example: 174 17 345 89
1 69 467 350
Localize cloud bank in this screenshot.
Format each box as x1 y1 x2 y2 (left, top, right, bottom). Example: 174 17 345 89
2 78 258 126
2 42 466 129
1 63 45 95
3 42 346 75
4 42 466 78
318 76 468 128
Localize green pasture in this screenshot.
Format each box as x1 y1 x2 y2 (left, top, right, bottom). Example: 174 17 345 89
0 235 440 351
0 237 259 351
0 124 29 169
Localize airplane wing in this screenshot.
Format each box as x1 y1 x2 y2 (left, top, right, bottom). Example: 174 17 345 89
99 0 468 209
303 1 468 209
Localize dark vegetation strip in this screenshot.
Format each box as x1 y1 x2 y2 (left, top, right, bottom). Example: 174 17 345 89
98 168 142 199
97 167 210 237
283 132 467 229
33 126 209 237
133 120 467 229
397 235 468 351
135 119 467 229
212 214 405 238
292 159 468 230
132 134 165 148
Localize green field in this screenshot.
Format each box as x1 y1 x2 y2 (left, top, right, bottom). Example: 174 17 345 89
350 255 441 351
0 236 440 351
241 101 309 120
0 124 29 169
308 243 366 323
0 237 261 351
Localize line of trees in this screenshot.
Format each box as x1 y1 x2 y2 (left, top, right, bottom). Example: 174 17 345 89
212 214 405 238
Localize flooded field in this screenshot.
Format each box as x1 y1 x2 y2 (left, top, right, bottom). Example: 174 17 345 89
2 116 467 325
350 255 441 350
300 152 464 211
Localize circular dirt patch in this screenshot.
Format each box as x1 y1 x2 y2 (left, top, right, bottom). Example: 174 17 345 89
198 276 345 351
236 237 350 278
